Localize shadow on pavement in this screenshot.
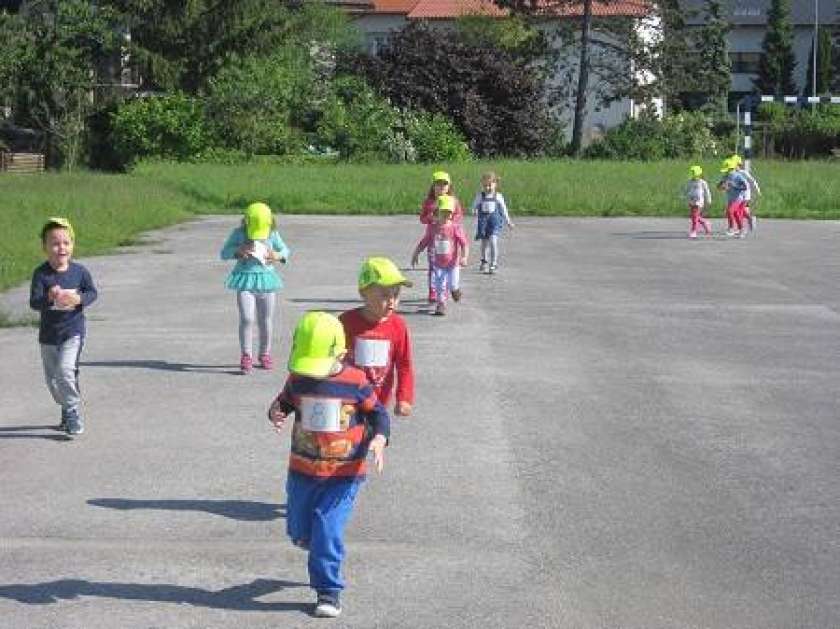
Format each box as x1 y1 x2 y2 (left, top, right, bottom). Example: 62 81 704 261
80 360 241 375
87 498 285 522
611 231 690 240
0 578 310 612
0 425 72 441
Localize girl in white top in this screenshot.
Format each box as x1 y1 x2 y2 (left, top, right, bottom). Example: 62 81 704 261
684 165 712 238
470 171 513 274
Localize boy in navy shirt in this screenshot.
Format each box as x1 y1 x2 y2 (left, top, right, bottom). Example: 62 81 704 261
29 218 98 435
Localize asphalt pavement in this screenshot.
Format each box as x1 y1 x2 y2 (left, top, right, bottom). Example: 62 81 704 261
1 215 839 629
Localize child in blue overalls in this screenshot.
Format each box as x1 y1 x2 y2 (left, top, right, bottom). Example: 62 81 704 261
470 171 514 274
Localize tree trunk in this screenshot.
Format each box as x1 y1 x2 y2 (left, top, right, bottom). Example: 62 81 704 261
570 0 593 156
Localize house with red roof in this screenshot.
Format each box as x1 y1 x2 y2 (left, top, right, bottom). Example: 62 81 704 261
345 0 661 145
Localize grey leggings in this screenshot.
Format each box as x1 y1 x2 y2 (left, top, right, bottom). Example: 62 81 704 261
236 291 276 356
480 235 500 266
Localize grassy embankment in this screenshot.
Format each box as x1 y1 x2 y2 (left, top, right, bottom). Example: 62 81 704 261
2 158 839 299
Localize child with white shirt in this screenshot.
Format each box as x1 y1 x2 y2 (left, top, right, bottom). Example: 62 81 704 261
470 171 513 274
683 165 712 238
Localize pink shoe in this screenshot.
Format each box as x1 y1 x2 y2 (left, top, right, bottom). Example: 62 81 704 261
259 353 273 370
240 354 253 374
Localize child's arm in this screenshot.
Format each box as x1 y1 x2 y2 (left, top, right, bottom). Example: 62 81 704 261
267 380 296 432
363 397 391 473
419 199 435 224
455 226 469 266
394 324 415 417
410 227 433 267
470 192 482 216
29 270 50 311
269 232 290 263
77 266 98 308
498 193 514 228
220 229 248 260
702 180 712 207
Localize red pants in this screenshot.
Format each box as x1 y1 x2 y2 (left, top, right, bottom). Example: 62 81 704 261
726 200 746 231
689 206 711 234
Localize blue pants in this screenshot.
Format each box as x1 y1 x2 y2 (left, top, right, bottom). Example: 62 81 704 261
285 473 363 594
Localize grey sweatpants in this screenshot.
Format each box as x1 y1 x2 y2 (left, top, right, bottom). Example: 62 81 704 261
236 290 276 357
40 335 83 413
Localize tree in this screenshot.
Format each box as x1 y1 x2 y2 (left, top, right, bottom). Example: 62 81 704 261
696 0 730 113
803 26 832 96
648 0 695 112
754 0 796 97
346 21 554 157
3 0 122 168
98 0 293 93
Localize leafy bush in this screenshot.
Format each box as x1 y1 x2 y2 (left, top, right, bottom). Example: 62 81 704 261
345 21 555 157
205 50 310 156
757 103 840 157
401 110 470 162
584 111 729 160
111 93 211 166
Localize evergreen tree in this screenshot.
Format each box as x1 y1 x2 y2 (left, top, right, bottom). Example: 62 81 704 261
650 0 695 112
803 26 832 96
754 0 797 97
696 0 730 113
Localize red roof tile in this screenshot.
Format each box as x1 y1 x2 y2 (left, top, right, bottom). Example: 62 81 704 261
407 0 507 19
365 0 650 18
371 0 421 13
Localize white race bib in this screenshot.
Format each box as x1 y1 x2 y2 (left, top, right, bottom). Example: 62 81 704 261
435 238 452 255
481 201 495 214
354 338 390 368
300 397 342 432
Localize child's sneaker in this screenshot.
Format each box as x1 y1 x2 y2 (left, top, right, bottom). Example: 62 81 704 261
738 230 747 239
479 259 487 272
688 231 697 239
314 592 342 618
58 408 68 432
65 409 84 435
434 302 446 316
258 353 273 370
725 229 737 237
488 264 497 274
451 289 462 302
240 353 253 374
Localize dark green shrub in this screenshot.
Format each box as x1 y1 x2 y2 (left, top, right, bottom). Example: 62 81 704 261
111 93 211 166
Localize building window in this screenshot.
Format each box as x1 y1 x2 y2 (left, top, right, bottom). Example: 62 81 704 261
366 33 390 56
730 52 763 74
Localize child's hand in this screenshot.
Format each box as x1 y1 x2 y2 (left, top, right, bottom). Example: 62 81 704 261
48 285 61 301
395 401 412 417
236 242 253 259
507 221 515 229
369 434 387 473
55 289 80 308
267 400 288 432
459 256 468 267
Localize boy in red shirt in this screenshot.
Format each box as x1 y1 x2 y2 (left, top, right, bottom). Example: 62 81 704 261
340 257 415 416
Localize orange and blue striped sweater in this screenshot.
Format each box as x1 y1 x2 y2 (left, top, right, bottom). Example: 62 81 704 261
273 366 390 479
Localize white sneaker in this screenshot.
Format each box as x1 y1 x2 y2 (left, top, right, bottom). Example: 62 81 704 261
314 594 342 618
737 230 746 239
688 231 697 239
725 229 736 237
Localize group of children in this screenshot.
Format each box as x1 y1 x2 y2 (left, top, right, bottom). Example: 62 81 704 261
684 154 761 239
27 170 513 619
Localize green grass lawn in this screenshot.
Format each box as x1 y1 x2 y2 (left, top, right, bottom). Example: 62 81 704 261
2 158 839 294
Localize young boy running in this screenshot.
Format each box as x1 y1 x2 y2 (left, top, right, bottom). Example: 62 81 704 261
340 257 415 416
268 311 390 618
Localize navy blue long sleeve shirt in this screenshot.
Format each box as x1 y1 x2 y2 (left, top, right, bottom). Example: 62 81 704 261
29 261 98 345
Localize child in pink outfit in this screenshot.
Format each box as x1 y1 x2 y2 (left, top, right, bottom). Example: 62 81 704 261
419 171 464 303
411 195 468 316
683 165 712 238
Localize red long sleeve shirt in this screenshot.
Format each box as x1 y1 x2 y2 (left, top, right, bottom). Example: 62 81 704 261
339 308 415 408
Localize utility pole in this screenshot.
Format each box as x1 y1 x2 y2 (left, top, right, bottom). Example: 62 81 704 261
813 0 818 97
